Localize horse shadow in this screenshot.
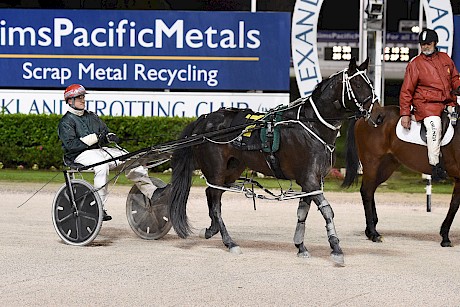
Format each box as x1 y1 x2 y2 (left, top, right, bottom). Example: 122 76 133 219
372 229 460 246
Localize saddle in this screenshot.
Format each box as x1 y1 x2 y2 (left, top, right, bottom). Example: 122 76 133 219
395 111 454 146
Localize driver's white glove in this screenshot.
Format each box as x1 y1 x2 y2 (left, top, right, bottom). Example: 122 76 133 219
80 133 98 146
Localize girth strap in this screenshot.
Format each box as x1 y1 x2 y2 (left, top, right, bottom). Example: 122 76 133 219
265 152 287 180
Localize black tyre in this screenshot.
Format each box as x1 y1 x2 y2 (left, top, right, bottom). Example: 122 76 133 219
52 179 103 246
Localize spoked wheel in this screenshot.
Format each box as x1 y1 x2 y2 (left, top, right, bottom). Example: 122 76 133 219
126 178 172 240
52 179 103 246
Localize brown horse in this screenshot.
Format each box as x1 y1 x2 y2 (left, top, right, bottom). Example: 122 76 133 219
168 58 376 266
342 102 459 247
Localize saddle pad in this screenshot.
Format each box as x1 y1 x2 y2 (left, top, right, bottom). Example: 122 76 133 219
231 110 265 151
395 118 454 146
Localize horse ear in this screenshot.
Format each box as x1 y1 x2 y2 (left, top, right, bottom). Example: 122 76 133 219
349 57 357 71
358 58 370 71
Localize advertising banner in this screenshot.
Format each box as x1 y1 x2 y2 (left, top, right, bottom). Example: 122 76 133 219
292 0 323 97
0 9 290 91
452 15 460 67
0 89 289 117
422 0 454 56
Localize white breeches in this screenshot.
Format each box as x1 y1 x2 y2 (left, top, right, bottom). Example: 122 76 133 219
74 147 156 205
423 116 442 166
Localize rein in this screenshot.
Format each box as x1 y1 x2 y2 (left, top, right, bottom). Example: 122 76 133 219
283 67 377 128
273 68 377 166
201 67 377 166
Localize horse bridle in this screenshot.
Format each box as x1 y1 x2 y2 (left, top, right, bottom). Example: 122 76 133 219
341 68 379 126
298 68 378 131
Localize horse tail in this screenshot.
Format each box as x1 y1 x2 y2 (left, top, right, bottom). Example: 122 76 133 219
168 120 199 238
341 118 360 188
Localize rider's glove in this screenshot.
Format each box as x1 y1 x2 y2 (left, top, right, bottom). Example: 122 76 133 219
97 133 108 146
106 132 120 144
80 133 99 146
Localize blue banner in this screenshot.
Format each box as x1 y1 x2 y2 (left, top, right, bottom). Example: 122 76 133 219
0 9 290 91
453 15 460 68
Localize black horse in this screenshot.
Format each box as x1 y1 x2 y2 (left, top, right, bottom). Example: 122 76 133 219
168 58 376 265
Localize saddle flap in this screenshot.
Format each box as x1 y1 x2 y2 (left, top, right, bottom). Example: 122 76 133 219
419 112 451 142
395 117 454 146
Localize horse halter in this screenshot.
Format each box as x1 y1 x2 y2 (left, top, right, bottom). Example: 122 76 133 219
341 68 378 123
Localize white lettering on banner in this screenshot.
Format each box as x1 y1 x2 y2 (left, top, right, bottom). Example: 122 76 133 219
134 63 219 87
0 90 288 117
0 18 261 50
423 0 453 56
292 0 323 98
79 63 127 81
22 62 71 85
19 61 219 86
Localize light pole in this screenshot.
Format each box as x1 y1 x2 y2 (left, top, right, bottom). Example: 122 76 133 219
359 0 386 105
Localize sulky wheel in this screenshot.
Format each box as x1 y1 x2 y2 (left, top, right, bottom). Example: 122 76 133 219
52 179 103 246
126 178 172 240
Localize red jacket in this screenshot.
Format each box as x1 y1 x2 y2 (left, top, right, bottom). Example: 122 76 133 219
399 51 460 121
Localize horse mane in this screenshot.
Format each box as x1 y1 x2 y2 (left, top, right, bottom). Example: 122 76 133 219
295 58 364 107
289 71 342 108
313 77 333 99
312 69 345 102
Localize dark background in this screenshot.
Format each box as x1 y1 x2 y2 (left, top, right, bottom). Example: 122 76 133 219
0 0 460 32
1 0 459 33
1 0 460 102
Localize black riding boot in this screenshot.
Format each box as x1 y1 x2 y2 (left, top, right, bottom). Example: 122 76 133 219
432 163 448 182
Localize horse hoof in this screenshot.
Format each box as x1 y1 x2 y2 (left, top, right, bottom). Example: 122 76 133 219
199 228 207 238
229 246 242 254
441 240 453 247
297 251 311 258
371 236 383 243
331 253 345 267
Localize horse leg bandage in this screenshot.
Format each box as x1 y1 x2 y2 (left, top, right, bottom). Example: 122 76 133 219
294 200 311 244
318 199 338 239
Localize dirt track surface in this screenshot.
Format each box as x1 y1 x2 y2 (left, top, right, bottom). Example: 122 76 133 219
1 182 460 306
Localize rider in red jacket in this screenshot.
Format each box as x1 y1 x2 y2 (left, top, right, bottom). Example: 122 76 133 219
399 28 460 182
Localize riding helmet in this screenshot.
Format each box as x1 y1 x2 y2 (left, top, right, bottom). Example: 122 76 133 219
64 84 86 101
418 29 438 44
